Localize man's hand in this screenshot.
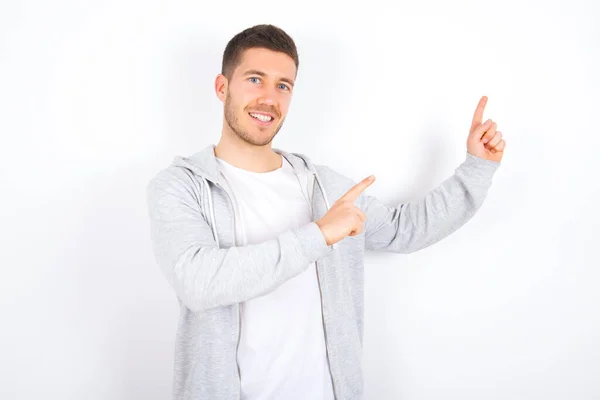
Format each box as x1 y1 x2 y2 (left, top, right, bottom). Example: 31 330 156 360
467 96 507 162
316 175 376 246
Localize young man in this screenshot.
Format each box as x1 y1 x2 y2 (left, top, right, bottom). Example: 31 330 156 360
146 24 506 400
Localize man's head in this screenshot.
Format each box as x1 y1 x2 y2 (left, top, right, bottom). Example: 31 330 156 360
215 24 299 147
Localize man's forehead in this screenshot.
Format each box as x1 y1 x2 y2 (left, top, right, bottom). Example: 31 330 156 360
235 49 296 80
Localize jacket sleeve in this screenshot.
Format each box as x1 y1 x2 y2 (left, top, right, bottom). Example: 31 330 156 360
362 152 500 253
146 169 331 313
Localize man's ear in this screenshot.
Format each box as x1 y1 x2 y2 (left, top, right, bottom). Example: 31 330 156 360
215 74 227 102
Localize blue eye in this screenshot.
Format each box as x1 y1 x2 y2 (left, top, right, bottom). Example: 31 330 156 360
249 77 260 83
278 84 290 91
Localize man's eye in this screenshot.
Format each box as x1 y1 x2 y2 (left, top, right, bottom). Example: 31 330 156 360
279 84 290 91
249 77 260 83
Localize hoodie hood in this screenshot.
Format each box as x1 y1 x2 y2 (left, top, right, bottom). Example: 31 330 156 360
171 144 318 184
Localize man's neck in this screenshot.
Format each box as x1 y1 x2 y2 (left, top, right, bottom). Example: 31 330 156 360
214 133 282 173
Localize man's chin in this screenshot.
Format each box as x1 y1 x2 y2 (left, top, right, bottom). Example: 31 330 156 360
238 131 277 147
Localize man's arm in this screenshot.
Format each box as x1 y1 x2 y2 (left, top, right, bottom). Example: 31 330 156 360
146 169 330 313
363 96 506 253
362 151 500 253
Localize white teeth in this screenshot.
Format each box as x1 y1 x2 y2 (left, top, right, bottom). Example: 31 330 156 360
250 113 273 122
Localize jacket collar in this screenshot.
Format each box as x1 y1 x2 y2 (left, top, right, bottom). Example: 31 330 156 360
171 144 317 184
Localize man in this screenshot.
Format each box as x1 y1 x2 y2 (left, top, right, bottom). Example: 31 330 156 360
146 24 505 400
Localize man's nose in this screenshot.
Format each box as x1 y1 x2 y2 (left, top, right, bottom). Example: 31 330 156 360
257 86 278 105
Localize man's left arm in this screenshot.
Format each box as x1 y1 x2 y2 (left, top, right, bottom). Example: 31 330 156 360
362 96 507 253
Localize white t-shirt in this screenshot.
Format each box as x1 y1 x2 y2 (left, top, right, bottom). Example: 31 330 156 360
216 155 334 400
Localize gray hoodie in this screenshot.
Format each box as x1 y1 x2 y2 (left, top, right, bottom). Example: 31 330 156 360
146 144 500 399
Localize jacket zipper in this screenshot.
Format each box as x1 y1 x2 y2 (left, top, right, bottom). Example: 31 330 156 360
311 174 337 400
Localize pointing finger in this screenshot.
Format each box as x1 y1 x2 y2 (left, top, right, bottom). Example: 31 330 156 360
340 175 376 203
470 96 488 134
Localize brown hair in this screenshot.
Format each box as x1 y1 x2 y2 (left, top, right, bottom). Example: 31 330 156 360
221 24 299 80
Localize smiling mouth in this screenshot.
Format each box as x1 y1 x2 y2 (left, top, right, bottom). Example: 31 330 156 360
248 112 274 124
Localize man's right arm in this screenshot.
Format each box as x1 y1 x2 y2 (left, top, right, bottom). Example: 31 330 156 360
146 170 330 313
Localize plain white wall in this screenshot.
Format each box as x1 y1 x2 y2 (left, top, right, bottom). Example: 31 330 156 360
1 0 599 399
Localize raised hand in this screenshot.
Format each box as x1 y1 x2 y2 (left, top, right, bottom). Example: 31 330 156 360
316 175 376 246
466 96 507 162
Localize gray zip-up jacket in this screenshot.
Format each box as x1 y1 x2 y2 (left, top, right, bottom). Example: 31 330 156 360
146 144 500 400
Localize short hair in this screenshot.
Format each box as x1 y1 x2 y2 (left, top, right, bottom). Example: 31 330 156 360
221 24 299 80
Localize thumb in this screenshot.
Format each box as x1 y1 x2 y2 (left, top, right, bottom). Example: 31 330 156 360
469 119 493 142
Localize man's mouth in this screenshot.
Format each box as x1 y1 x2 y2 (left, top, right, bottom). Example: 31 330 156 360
248 112 275 125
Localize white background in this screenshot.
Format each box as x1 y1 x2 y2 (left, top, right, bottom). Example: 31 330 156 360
1 0 599 399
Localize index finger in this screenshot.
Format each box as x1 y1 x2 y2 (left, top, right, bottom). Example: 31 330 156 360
340 175 376 203
470 96 488 133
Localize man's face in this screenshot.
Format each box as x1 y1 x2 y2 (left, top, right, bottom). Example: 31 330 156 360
218 47 296 147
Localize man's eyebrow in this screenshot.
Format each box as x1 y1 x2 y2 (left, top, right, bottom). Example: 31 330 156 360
243 69 295 87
